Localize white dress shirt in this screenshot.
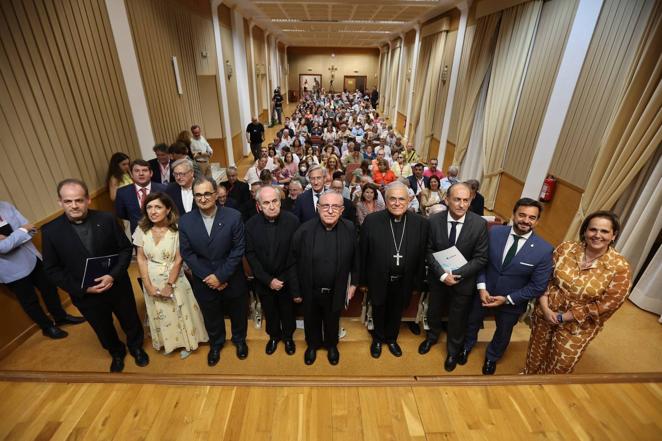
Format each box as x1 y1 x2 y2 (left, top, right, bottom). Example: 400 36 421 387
181 187 193 213
439 213 466 282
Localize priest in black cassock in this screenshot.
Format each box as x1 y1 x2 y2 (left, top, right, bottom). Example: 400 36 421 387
245 186 300 356
289 191 359 366
360 182 429 358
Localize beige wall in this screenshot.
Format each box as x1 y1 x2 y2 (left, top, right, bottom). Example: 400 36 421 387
287 47 380 95
431 30 458 138
218 4 242 138
252 26 268 119
0 0 139 221
398 30 416 115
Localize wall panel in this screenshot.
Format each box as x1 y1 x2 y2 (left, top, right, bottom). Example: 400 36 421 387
0 0 138 221
549 0 654 188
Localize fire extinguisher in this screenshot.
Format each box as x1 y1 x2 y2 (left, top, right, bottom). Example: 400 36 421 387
539 175 557 202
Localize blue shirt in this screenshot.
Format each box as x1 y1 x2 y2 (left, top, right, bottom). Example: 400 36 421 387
0 201 40 283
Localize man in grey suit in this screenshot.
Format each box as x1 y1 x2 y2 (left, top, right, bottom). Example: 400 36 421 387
419 182 488 372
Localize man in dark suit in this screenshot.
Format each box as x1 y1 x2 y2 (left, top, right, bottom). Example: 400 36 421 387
245 186 300 355
42 179 148 372
462 198 553 374
281 180 303 212
420 182 488 372
360 182 429 358
217 185 237 209
179 176 249 366
220 166 251 208
407 163 430 197
466 179 485 216
289 191 359 366
115 159 166 234
165 158 196 216
148 143 172 184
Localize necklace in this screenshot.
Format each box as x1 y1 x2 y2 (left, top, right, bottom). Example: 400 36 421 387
581 249 605 269
389 215 407 266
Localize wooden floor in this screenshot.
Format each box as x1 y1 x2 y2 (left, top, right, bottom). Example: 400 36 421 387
0 381 660 440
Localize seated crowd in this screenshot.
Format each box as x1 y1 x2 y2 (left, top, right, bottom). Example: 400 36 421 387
0 91 631 376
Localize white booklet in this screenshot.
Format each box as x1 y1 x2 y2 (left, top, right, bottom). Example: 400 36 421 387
432 246 468 273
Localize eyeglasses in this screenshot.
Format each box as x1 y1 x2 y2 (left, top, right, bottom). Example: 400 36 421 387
173 171 191 178
318 204 343 212
387 196 408 204
194 192 215 200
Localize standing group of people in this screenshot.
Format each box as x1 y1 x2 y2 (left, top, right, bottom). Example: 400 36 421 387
0 91 632 376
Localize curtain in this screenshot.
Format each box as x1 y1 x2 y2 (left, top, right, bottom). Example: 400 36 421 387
412 32 447 160
410 36 434 142
461 70 490 181
628 246 662 319
451 14 501 166
564 1 662 240
481 0 543 209
616 152 661 277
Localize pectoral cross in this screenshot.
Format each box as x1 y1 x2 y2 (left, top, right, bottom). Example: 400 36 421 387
394 252 403 266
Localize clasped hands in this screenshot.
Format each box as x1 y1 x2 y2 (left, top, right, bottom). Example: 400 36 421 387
203 274 228 291
87 274 114 294
479 289 507 307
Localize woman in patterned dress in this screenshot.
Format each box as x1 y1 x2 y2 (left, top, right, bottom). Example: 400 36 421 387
134 193 208 358
524 211 631 374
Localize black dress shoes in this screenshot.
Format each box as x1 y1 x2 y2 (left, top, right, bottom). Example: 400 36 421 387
208 347 221 366
444 355 458 372
482 359 497 375
55 314 86 326
327 346 340 365
265 338 278 355
284 339 296 355
418 339 435 355
407 322 421 335
387 342 403 357
42 326 68 339
457 349 470 366
110 355 125 373
236 342 249 360
304 347 317 365
130 348 150 367
370 340 382 358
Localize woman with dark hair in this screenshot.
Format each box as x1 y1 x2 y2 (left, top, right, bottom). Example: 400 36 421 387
355 183 384 225
420 175 446 216
106 152 132 201
133 192 208 359
524 211 632 374
176 130 193 158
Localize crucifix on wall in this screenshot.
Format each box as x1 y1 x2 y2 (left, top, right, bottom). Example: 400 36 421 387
328 64 338 92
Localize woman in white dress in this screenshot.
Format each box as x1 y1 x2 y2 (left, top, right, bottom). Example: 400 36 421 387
134 192 208 358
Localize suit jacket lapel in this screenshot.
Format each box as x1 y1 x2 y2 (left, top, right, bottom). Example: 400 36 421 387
439 211 450 246
494 228 510 266
208 207 225 245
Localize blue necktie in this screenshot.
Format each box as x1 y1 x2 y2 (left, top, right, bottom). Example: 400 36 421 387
449 221 459 246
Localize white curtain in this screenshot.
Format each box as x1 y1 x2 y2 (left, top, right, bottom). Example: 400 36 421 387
461 70 490 180
629 246 662 320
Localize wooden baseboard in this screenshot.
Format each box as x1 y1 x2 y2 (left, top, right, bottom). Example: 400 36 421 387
0 370 659 387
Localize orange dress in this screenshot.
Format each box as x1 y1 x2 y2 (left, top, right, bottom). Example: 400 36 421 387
372 169 396 186
524 241 631 374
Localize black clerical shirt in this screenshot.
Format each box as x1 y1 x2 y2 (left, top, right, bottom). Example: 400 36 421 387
263 216 278 260
389 214 405 276
70 216 94 255
312 221 337 289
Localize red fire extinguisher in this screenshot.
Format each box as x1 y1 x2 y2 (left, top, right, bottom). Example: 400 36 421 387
539 175 557 202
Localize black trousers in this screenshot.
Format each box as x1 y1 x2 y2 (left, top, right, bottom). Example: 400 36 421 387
250 142 262 161
5 259 67 329
426 286 474 357
372 279 406 343
256 284 295 340
303 289 340 349
191 277 248 349
72 278 143 357
464 294 520 362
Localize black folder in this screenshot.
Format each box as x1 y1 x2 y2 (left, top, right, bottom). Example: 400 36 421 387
81 254 119 290
0 222 13 237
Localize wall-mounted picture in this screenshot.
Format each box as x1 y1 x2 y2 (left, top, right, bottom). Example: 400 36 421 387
299 74 322 97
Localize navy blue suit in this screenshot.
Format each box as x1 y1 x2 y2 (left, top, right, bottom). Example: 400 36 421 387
115 183 166 234
464 225 553 362
179 205 248 348
407 175 430 194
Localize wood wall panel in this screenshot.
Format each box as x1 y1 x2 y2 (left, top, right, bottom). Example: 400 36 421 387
549 0 654 188
0 0 139 222
126 0 205 146
503 0 578 181
429 137 440 162
232 132 244 163
493 172 523 221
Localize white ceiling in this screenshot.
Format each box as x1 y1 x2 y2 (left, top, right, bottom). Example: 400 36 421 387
232 0 461 47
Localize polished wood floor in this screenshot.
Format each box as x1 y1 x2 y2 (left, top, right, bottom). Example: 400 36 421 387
0 381 660 440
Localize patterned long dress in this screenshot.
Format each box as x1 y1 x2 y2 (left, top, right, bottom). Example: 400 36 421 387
133 228 209 354
524 241 631 374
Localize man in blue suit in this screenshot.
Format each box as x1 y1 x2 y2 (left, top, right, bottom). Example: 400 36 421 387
461 198 553 375
179 176 248 366
115 159 166 234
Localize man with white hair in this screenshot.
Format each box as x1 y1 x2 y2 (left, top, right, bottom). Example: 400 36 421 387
282 179 303 212
289 191 359 366
166 158 196 215
360 182 429 358
440 165 460 192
